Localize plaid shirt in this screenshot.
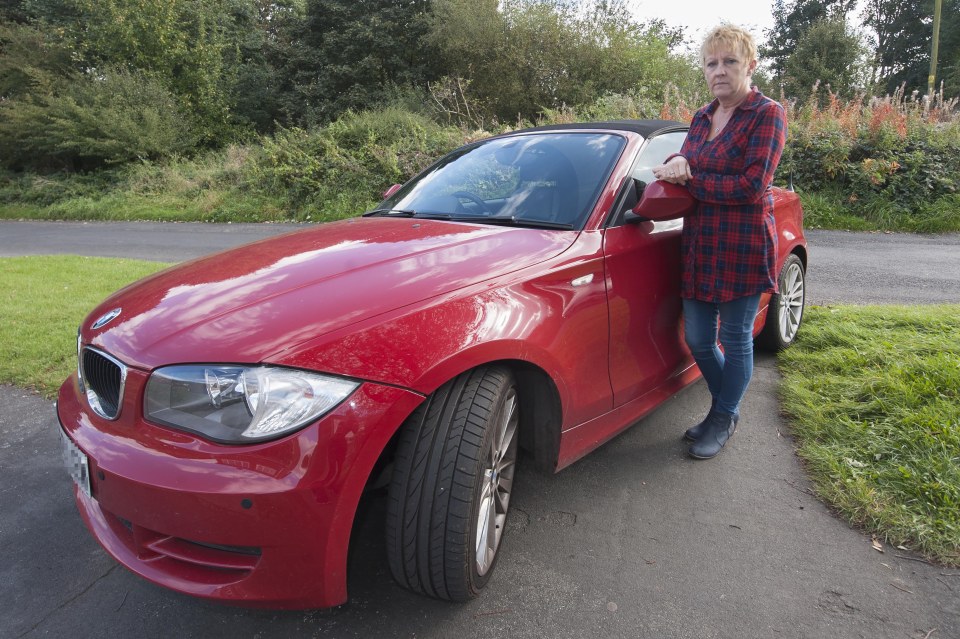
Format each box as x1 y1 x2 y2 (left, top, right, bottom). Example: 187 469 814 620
673 89 786 303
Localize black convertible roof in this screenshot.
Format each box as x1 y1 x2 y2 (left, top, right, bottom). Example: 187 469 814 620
514 119 687 137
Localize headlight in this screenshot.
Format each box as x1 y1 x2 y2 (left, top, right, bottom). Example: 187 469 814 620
144 365 359 444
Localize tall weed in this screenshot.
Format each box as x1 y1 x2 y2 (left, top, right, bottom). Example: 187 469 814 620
782 86 959 207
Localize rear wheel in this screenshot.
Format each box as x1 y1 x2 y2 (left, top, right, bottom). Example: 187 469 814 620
757 253 805 350
386 366 519 601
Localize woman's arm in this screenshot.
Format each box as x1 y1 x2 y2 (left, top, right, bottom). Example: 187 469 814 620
686 101 786 205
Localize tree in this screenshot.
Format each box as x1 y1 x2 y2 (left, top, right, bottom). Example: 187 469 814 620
283 0 438 125
941 6 960 95
781 17 868 102
229 0 307 130
0 0 266 168
66 0 243 142
0 0 30 22
8 0 266 143
0 66 196 170
762 0 858 79
0 20 74 100
861 0 959 96
861 0 931 93
428 0 695 122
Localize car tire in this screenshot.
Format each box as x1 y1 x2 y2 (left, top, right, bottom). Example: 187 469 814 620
757 253 805 351
386 366 519 602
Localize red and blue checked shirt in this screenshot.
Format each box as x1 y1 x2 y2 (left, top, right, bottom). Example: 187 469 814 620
672 88 787 303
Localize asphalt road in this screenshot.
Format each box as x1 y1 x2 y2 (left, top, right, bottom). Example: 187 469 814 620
2 221 959 638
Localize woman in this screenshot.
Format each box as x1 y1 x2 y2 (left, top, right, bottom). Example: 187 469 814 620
652 24 786 460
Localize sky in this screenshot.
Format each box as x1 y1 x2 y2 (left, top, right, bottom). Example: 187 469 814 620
626 0 776 48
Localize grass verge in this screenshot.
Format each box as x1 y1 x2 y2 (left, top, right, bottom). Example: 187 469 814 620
0 256 169 397
799 189 960 233
779 305 960 566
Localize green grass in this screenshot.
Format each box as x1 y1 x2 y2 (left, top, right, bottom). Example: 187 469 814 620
779 305 960 566
0 256 169 396
0 155 298 223
799 189 960 233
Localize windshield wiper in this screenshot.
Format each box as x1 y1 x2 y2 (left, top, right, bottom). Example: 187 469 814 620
363 208 418 217
364 210 574 230
363 210 458 221
456 215 575 231
411 213 455 220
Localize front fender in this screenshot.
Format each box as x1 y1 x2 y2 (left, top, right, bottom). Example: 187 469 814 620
268 240 613 431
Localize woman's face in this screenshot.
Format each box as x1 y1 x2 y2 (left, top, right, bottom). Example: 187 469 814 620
703 47 757 101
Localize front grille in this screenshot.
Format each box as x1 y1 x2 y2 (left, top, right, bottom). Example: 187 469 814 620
81 347 127 419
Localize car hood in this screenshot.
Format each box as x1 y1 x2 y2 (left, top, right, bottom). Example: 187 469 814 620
85 218 576 370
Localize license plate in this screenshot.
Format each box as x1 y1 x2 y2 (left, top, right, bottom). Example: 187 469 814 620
60 429 91 498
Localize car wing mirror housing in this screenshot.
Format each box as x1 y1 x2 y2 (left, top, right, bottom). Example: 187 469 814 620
382 183 403 199
627 180 696 223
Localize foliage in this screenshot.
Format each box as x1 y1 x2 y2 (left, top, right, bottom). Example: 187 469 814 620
252 108 464 219
1 0 958 230
776 87 960 230
779 305 960 567
427 0 695 123
939 3 960 92
44 0 245 141
224 0 307 131
0 20 74 100
780 17 868 102
861 0 960 96
3 91 959 231
281 0 437 126
0 66 196 170
762 0 858 79
0 145 287 221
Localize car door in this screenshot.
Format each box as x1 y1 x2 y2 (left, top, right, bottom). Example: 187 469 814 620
602 130 694 407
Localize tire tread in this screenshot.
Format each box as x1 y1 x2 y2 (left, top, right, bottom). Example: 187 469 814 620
386 366 515 601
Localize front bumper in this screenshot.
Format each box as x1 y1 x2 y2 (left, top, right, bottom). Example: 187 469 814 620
56 370 423 609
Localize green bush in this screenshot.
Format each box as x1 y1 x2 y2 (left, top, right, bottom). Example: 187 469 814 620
2 100 959 231
251 108 465 219
0 67 196 170
0 170 120 207
777 92 960 230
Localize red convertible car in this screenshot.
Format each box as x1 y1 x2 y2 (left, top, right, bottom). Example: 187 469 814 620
57 120 806 609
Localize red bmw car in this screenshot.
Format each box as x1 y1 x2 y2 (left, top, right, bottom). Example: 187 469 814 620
57 120 807 609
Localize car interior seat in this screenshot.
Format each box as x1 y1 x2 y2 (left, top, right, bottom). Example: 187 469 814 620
508 146 580 224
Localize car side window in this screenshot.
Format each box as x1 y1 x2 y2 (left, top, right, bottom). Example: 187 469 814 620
631 131 687 186
610 130 688 226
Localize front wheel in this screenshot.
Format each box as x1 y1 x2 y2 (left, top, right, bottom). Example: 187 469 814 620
386 366 519 601
757 253 805 351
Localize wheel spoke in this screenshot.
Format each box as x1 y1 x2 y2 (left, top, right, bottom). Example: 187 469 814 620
484 498 498 558
474 386 519 577
777 263 805 341
475 475 495 573
493 394 518 454
496 460 516 502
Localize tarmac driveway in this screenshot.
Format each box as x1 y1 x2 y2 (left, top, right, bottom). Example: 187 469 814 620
2 222 959 638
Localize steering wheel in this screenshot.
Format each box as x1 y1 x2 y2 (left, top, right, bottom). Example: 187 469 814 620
451 191 492 215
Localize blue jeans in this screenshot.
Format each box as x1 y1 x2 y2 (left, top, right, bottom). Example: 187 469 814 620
682 294 762 417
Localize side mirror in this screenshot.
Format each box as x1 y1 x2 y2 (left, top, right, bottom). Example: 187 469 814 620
382 183 403 199
628 180 696 222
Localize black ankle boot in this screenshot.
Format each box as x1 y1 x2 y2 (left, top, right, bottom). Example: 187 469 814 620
684 400 738 442
688 411 738 459
683 404 715 441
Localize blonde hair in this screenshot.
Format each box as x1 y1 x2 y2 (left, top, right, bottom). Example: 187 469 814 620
700 24 758 66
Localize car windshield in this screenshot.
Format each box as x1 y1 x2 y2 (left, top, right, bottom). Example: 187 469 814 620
372 132 627 230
